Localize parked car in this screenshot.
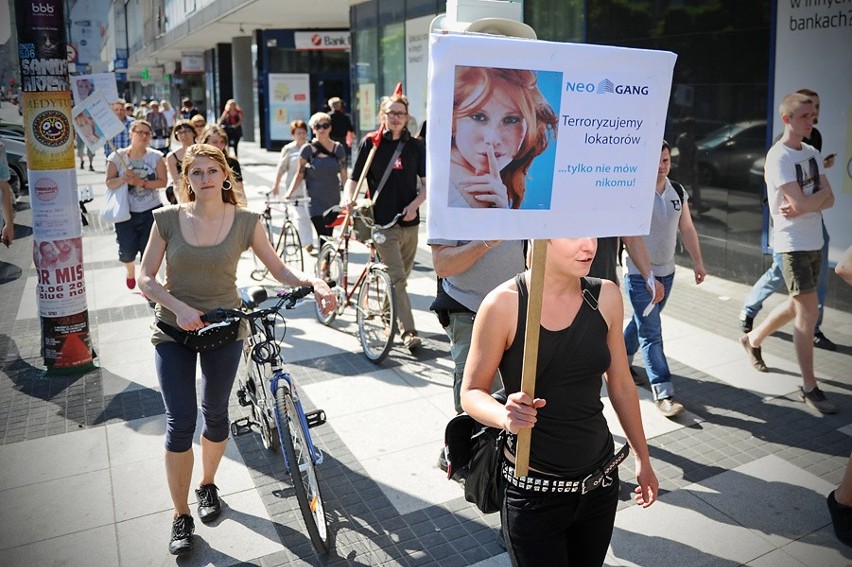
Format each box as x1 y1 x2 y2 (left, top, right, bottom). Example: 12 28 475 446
691 120 767 189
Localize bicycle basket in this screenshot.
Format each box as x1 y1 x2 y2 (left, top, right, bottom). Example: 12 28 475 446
352 199 374 242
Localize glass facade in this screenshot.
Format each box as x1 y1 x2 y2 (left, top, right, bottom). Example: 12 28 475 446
350 0 847 309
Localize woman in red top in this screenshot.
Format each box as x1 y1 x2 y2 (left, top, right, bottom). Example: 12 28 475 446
218 99 244 157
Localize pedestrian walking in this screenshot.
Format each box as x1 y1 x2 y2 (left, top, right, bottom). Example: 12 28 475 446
218 99 244 157
272 119 315 251
461 237 658 566
138 143 336 555
104 119 168 290
165 120 197 205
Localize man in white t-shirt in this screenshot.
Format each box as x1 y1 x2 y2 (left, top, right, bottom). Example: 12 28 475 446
740 92 835 413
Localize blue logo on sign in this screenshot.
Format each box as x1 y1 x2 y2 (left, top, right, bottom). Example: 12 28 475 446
597 79 614 94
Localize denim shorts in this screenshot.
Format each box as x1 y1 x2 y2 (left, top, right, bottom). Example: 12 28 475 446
115 206 160 263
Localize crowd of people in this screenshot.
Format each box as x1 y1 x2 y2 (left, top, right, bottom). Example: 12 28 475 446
84 83 849 562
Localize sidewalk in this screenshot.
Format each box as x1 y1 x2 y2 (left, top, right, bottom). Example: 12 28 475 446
1 140 851 566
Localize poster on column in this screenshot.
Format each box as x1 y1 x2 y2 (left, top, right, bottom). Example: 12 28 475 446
426 32 676 241
267 73 310 140
774 3 851 263
15 0 94 371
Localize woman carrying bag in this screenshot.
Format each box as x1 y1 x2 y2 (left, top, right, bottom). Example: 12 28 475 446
104 119 168 290
342 90 426 351
285 112 347 247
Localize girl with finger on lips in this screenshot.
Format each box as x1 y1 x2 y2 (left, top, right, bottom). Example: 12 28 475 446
449 66 558 209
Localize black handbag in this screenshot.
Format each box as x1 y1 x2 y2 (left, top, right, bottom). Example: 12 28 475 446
444 390 508 514
156 320 240 352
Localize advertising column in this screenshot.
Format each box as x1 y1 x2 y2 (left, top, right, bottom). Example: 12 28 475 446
15 0 94 371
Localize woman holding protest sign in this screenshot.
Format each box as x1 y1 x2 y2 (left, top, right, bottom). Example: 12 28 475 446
449 66 558 210
461 237 658 566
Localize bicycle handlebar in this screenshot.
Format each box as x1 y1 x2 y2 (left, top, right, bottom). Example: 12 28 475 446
200 286 314 324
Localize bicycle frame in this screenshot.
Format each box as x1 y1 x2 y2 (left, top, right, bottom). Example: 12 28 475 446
327 211 388 310
226 288 323 466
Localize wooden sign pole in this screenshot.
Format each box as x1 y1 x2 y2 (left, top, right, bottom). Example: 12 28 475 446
513 238 547 477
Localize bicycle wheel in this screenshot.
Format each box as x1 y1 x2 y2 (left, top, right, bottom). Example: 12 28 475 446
274 385 330 554
279 220 304 272
314 244 343 325
356 267 396 363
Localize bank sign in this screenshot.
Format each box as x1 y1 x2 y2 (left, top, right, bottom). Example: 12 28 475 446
294 31 350 50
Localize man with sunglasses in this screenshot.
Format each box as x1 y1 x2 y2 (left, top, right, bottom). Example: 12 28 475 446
343 93 427 351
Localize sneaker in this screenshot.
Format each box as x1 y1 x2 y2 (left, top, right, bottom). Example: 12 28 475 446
814 331 838 352
168 514 194 555
126 277 136 290
655 397 685 418
195 483 222 523
402 332 422 351
305 244 314 254
88 164 95 172
800 386 837 414
828 490 852 546
739 334 768 372
740 315 754 333
438 447 448 473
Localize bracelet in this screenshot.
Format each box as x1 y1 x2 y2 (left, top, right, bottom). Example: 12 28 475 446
482 240 492 249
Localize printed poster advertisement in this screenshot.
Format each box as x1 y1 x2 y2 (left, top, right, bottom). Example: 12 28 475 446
23 91 76 170
70 72 119 105
72 91 126 153
268 73 310 140
426 33 676 241
28 169 81 240
358 83 377 130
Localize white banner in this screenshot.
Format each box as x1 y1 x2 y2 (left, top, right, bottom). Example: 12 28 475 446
268 73 311 140
405 15 433 135
774 2 851 262
426 33 676 241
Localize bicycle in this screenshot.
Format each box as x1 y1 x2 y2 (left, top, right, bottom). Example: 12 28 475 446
251 191 306 280
315 208 401 363
203 286 330 554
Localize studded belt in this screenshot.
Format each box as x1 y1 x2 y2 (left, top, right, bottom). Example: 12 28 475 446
502 444 630 494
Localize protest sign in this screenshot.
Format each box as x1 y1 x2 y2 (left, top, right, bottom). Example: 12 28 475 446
71 91 126 154
70 72 120 105
426 32 677 241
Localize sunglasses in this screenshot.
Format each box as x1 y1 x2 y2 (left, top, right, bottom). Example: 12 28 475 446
314 122 332 130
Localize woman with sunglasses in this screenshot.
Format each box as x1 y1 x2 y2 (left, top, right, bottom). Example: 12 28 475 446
285 112 347 246
165 120 197 204
104 119 168 290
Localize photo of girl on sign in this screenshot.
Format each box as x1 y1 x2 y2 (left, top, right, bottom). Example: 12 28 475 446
448 66 559 210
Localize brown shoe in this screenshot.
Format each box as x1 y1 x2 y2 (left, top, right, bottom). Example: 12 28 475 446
740 334 768 372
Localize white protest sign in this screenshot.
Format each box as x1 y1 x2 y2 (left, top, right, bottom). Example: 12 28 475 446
426 33 677 241
70 73 120 106
71 91 126 154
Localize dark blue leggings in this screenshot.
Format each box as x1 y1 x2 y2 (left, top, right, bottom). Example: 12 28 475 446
155 340 243 452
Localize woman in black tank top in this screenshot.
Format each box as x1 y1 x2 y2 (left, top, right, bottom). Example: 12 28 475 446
461 238 659 567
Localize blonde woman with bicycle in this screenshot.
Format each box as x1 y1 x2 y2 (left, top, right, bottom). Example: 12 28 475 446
272 119 315 252
139 144 335 555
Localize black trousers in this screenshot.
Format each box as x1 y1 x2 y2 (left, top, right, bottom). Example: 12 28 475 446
502 470 619 566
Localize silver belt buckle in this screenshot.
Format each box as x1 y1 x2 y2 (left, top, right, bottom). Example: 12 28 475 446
581 473 596 495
